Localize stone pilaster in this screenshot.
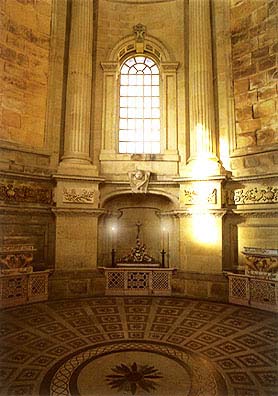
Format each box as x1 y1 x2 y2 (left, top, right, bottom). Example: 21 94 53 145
52 174 105 271
187 0 225 177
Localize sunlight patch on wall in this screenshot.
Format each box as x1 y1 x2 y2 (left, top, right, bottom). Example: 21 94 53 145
191 211 219 245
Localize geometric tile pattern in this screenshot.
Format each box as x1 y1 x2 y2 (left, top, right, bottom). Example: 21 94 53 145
0 296 277 395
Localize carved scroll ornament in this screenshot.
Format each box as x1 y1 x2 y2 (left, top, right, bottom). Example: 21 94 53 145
234 186 278 205
184 188 217 205
63 188 95 203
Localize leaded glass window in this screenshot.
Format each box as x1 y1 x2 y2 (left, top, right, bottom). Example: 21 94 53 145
119 56 160 154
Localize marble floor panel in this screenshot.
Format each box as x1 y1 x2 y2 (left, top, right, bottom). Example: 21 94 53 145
0 297 277 396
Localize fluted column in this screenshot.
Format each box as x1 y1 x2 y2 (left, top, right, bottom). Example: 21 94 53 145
61 0 93 164
188 0 218 164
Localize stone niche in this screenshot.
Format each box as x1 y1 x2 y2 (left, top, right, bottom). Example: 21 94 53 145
98 192 178 269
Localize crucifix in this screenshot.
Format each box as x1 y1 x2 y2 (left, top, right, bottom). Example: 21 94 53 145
136 221 142 240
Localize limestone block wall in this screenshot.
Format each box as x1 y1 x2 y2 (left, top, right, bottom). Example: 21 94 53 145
230 0 278 176
0 0 60 273
0 0 52 150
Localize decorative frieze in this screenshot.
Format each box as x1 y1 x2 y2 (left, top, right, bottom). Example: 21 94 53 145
184 188 217 205
242 247 278 279
234 186 278 204
0 245 35 273
0 181 52 204
62 187 95 203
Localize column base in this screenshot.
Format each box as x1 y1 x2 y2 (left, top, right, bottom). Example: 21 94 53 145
182 157 231 179
57 160 99 177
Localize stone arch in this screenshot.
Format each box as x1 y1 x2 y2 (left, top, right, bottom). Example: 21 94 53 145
100 188 179 208
108 33 174 63
98 191 179 268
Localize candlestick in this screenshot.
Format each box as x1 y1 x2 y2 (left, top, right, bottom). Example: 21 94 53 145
161 249 166 268
111 248 116 267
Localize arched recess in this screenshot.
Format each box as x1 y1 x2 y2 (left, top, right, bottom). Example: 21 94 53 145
98 192 179 268
100 32 179 167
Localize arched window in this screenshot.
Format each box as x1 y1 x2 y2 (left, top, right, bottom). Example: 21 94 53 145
118 56 160 154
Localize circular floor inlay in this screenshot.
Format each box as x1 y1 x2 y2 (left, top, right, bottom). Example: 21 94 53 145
76 351 191 396
41 341 227 396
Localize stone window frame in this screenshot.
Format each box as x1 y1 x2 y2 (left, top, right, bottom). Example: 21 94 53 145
100 35 179 163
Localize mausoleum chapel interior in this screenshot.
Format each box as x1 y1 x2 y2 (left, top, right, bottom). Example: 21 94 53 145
0 0 278 395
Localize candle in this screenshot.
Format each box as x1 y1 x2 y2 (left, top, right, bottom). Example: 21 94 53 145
111 226 115 250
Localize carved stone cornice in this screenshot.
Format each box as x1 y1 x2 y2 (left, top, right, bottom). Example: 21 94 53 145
160 62 179 73
234 209 278 218
163 209 227 218
101 62 118 73
0 206 52 215
0 181 52 204
52 208 106 217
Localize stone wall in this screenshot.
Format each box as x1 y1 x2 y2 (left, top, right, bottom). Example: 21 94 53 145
0 0 56 273
230 0 278 176
0 0 52 149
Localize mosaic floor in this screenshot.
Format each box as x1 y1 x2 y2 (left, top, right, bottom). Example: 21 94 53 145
0 296 277 396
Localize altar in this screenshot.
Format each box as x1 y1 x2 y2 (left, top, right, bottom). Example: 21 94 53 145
101 267 175 296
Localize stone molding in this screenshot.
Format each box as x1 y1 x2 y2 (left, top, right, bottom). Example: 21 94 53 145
234 209 278 218
160 209 227 218
52 208 106 217
0 206 52 216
